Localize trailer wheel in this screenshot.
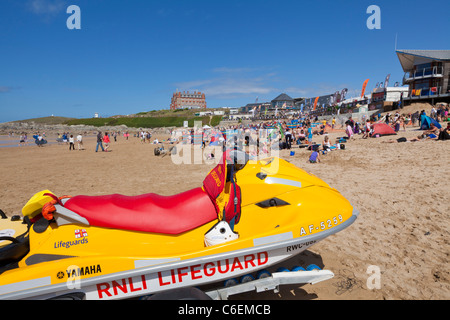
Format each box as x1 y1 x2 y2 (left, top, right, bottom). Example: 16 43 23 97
292 266 306 272
256 270 271 279
306 264 321 271
240 274 255 283
224 278 239 287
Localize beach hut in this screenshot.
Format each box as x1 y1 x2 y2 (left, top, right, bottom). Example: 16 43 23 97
371 123 396 137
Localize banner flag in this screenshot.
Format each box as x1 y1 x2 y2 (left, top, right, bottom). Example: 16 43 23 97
361 79 369 98
313 97 320 111
384 74 391 89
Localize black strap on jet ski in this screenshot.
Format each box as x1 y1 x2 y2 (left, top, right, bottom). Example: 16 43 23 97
230 162 238 218
221 155 240 226
0 236 20 244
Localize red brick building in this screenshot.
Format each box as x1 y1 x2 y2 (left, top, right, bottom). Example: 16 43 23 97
170 91 207 110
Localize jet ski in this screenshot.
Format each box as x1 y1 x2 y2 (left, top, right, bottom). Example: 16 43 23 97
0 151 358 300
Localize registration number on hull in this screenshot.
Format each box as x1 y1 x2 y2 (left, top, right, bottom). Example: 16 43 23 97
300 215 343 236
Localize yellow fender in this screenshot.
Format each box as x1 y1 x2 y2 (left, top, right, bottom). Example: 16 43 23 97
22 190 55 218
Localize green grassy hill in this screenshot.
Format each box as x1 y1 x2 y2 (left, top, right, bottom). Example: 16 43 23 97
65 115 222 128
10 109 224 129
11 116 76 125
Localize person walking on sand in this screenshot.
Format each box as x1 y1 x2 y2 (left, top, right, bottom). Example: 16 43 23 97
307 125 313 144
76 133 84 150
19 133 26 147
69 135 75 150
103 132 111 152
96 131 104 152
346 121 354 140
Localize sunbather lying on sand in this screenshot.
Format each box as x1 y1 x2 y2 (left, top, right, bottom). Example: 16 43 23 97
382 135 429 143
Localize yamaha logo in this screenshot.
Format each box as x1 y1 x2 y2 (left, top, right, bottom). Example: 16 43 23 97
57 271 65 279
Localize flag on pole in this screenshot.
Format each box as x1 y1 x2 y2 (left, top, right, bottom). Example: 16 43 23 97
341 88 348 101
384 74 391 88
313 97 319 111
361 79 369 98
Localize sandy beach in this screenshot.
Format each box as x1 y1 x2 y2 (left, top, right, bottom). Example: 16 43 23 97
0 113 449 300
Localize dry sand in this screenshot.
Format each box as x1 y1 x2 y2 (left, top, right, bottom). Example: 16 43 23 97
0 115 449 300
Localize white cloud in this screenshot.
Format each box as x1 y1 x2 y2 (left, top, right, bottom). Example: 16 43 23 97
211 67 260 74
175 67 279 99
176 78 277 99
27 0 66 16
174 67 352 101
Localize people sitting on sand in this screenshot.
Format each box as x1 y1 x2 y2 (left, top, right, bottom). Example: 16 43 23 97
322 135 331 152
309 150 320 163
296 129 306 144
353 122 360 135
437 123 450 141
423 123 439 135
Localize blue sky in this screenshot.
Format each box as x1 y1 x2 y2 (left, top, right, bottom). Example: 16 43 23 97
0 0 449 122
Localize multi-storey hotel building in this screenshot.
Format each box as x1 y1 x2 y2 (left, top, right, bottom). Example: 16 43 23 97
170 91 207 110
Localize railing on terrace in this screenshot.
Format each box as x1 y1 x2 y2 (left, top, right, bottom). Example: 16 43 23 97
406 86 450 99
403 66 444 83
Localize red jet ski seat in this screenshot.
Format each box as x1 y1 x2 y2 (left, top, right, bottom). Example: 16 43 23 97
63 188 217 235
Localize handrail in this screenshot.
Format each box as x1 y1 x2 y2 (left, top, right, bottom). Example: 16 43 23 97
405 66 443 81
410 86 446 97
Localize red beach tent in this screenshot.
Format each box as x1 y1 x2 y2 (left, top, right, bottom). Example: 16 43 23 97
371 123 396 137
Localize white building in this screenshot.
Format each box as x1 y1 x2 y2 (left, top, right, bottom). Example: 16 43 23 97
385 86 410 102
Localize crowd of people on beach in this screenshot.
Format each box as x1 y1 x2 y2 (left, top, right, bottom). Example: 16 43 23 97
163 104 450 164
4 103 449 159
